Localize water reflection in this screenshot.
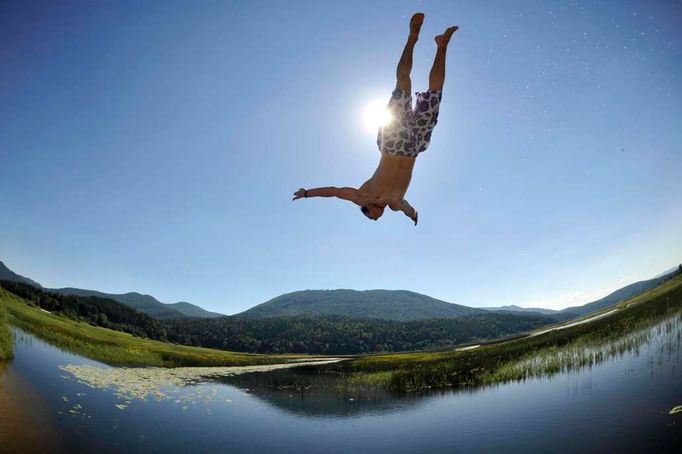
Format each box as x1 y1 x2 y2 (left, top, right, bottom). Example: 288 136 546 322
2 308 681 452
0 358 65 451
214 308 682 418
213 369 431 418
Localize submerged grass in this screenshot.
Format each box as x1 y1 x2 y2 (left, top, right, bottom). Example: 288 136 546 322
326 274 682 392
0 302 12 360
0 289 305 367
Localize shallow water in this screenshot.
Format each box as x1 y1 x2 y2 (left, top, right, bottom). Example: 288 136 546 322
1 315 681 453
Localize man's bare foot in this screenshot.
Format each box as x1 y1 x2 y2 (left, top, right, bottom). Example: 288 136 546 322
409 13 425 39
435 26 458 48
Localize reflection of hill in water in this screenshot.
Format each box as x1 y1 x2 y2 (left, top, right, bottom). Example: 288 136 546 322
215 369 434 418
216 305 682 418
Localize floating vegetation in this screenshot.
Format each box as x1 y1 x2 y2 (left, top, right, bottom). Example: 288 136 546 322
670 405 682 415
59 359 344 404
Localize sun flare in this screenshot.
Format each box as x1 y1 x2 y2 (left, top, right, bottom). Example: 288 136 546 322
362 99 393 133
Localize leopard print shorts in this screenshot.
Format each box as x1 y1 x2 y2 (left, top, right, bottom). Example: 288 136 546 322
377 89 442 158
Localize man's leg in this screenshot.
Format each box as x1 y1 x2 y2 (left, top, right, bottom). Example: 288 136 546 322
428 26 459 91
396 13 424 92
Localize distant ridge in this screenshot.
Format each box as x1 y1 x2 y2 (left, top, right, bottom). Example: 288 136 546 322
237 289 484 321
49 288 224 320
0 261 42 288
167 301 225 319
0 259 223 320
481 305 559 315
2 258 679 322
560 268 680 316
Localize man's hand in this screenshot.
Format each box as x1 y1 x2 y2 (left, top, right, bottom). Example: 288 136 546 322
292 188 306 201
397 199 418 226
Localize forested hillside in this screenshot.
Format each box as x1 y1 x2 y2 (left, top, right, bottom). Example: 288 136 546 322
238 289 484 321
1 281 169 341
1 281 553 354
49 288 223 320
167 313 553 354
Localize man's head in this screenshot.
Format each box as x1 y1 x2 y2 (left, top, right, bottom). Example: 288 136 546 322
360 204 385 221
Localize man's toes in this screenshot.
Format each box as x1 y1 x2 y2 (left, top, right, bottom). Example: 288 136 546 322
447 26 459 35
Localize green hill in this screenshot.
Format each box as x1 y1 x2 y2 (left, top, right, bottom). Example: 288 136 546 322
481 305 559 315
2 281 555 356
237 289 484 321
49 288 223 320
48 288 185 319
0 261 42 288
0 260 223 320
167 301 224 319
560 270 678 316
168 312 554 355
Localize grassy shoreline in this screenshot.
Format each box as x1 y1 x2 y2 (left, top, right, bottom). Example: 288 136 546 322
323 274 682 392
0 302 12 360
0 289 306 367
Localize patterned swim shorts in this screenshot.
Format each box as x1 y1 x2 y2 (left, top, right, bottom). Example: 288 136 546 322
377 89 442 158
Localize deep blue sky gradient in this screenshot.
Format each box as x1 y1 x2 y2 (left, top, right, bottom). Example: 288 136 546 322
1 1 681 313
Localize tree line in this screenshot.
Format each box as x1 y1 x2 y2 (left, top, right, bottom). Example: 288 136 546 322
1 281 169 341
1 280 553 354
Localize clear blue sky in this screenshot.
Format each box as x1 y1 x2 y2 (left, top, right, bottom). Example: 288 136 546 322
1 1 680 314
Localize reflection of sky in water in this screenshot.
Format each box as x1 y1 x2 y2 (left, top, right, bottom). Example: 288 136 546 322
7 318 682 453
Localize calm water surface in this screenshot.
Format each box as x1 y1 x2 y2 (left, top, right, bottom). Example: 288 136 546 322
1 316 680 453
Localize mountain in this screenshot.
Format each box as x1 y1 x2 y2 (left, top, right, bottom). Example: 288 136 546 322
0 261 42 288
481 305 559 315
166 301 224 319
3 258 679 324
48 288 223 320
1 260 225 320
655 266 680 278
237 289 484 321
560 269 679 316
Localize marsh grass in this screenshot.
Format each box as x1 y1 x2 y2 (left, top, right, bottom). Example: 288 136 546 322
0 289 304 367
0 301 12 360
327 274 682 392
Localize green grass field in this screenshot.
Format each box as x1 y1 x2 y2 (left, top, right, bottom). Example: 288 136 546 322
0 289 306 367
0 301 12 360
326 273 682 392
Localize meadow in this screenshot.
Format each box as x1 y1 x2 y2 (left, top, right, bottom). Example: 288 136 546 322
0 301 12 360
323 274 682 392
0 288 304 367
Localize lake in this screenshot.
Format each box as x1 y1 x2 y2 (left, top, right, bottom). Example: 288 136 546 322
1 311 680 453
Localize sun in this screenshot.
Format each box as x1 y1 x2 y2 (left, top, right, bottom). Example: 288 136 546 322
362 99 393 133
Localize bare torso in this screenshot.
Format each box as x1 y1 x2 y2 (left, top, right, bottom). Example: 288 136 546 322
358 153 416 208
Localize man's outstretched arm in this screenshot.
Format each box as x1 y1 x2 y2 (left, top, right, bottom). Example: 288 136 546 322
292 187 362 204
396 199 418 225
